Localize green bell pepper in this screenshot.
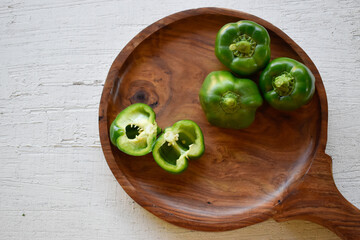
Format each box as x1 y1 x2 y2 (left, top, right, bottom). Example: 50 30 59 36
152 120 204 174
110 103 160 156
199 71 263 129
259 57 315 111
215 20 271 76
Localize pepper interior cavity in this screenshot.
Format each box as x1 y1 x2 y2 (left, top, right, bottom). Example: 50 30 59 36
125 124 142 139
109 103 159 156
160 130 195 166
152 120 204 174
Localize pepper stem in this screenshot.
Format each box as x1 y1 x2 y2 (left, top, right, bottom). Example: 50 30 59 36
272 72 295 96
224 97 236 108
229 34 256 57
229 41 251 54
220 92 240 113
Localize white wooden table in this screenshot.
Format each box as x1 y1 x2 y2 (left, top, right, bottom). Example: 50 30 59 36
1 1 359 239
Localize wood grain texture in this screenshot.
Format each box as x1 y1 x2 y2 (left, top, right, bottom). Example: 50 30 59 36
1 0 359 239
99 8 360 239
275 153 360 240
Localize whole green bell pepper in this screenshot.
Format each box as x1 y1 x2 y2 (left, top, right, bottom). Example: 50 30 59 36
215 20 271 76
199 71 263 129
110 103 160 156
259 57 315 111
152 120 204 174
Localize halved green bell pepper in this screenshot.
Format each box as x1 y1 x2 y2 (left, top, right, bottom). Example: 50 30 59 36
215 20 271 76
152 120 204 174
199 71 263 129
259 57 315 111
110 103 160 156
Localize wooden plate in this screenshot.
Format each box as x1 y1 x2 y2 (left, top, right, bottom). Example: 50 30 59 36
99 8 360 239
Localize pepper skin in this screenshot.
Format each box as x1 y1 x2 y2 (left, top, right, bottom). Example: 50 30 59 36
215 20 271 76
110 103 159 156
259 57 315 111
152 120 204 174
199 71 263 129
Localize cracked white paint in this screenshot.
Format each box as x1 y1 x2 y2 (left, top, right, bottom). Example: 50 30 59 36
0 0 359 239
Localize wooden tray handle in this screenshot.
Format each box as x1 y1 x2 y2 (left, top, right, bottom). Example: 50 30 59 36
274 153 360 239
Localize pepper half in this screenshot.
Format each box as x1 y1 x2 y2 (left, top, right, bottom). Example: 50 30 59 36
259 57 315 111
215 20 271 76
199 71 263 129
152 120 205 174
110 103 160 156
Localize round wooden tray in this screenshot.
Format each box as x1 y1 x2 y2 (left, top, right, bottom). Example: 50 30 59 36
99 8 360 239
